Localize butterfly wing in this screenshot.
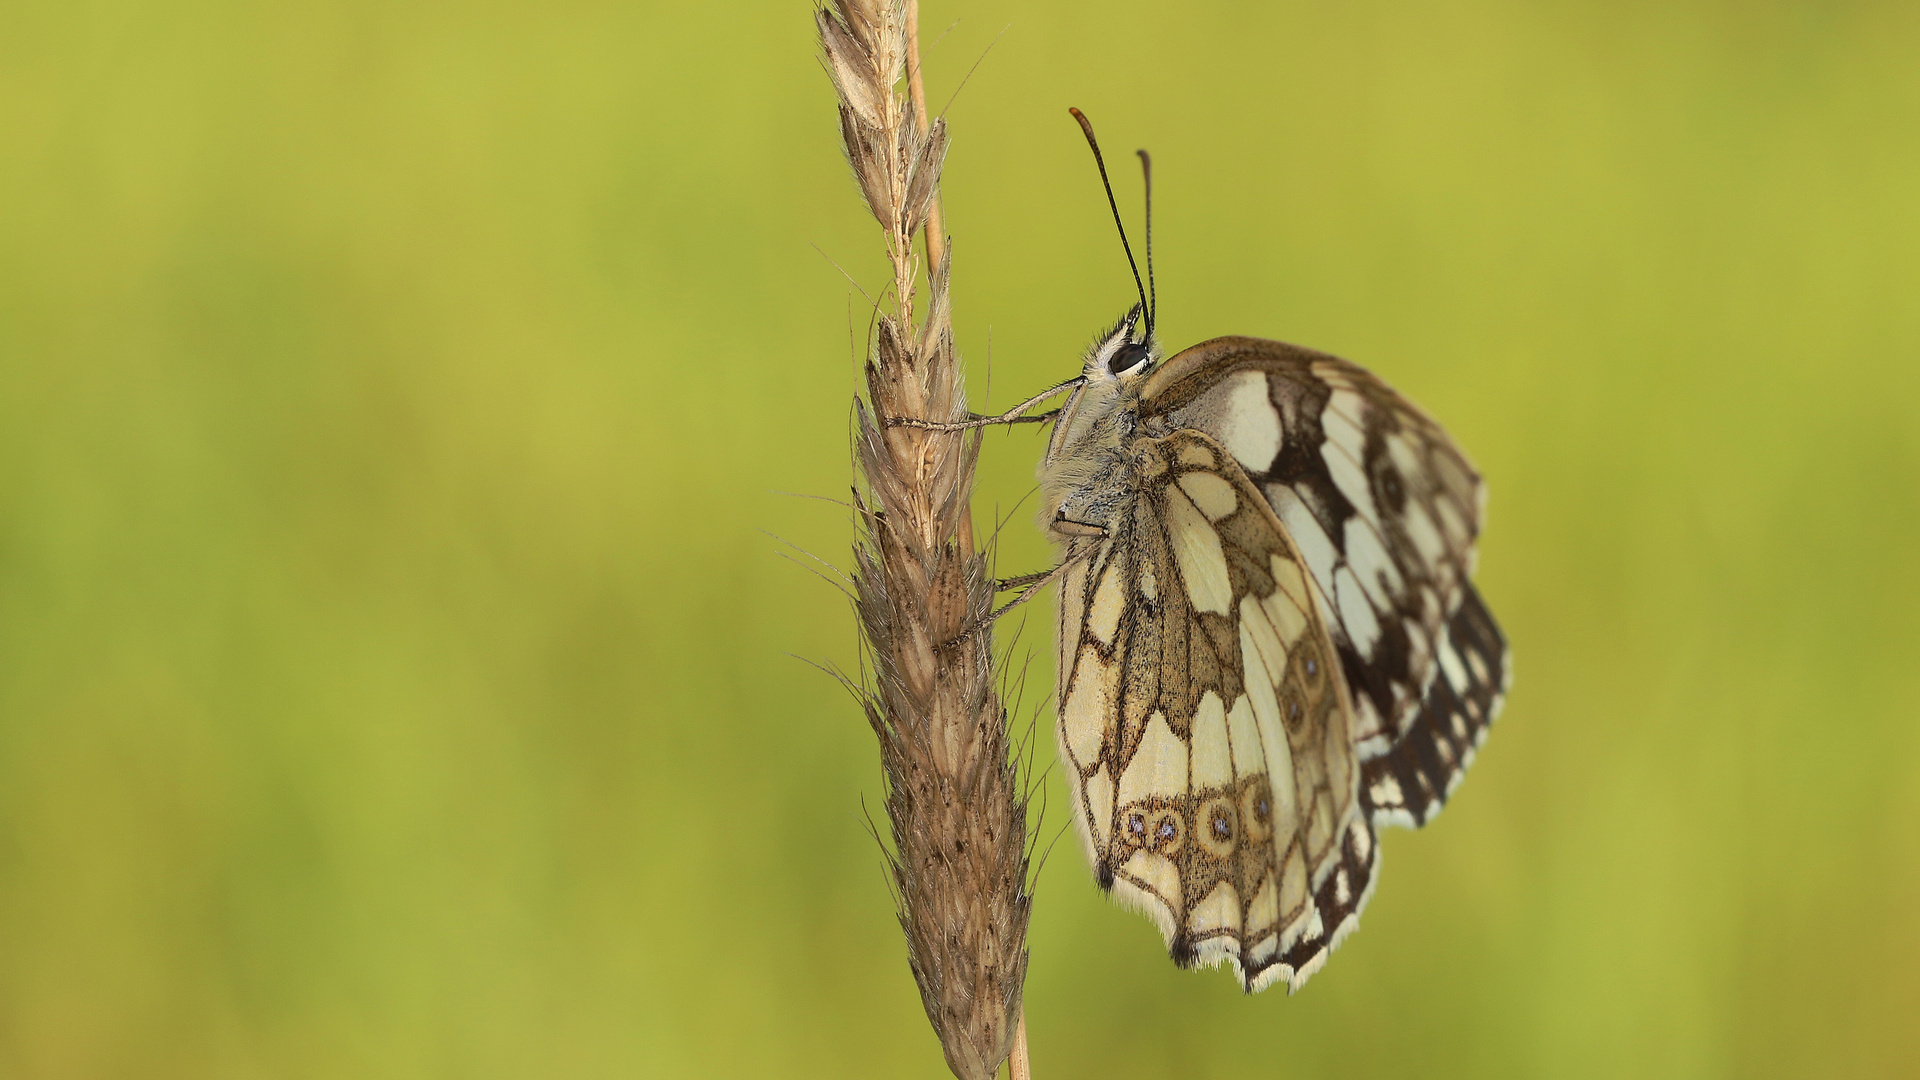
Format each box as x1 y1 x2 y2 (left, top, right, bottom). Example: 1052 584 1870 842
1265 584 1509 983
1140 336 1509 828
1055 427 1370 992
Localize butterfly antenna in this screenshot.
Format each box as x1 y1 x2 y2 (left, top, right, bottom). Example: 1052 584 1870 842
1068 108 1148 334
1137 148 1155 337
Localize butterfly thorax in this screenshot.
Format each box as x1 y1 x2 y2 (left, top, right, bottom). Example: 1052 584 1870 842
1037 311 1159 536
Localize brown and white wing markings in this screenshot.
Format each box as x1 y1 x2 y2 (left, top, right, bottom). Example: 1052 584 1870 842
1272 585 1509 981
1140 337 1499 764
1361 583 1509 828
1270 582 1509 983
1056 427 1367 993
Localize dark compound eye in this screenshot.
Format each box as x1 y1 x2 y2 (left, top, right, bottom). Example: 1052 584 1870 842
1109 341 1152 373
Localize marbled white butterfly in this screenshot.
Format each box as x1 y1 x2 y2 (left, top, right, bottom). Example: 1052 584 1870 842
910 111 1509 993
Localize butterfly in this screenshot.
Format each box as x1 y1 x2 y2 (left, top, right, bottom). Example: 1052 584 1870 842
919 110 1510 993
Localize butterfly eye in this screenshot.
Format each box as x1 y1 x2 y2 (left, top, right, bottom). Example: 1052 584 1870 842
1109 341 1152 373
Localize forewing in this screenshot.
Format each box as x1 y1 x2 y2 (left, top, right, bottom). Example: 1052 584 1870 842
1275 588 1511 983
1361 583 1509 827
1140 337 1501 766
1055 428 1370 992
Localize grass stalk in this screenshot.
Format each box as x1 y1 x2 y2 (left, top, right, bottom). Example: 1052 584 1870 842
814 2 1033 1077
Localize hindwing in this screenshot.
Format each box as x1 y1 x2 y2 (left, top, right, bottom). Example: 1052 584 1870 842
1056 428 1368 993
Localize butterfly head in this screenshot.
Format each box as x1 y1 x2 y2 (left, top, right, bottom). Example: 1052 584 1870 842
1086 302 1160 384
1041 300 1158 509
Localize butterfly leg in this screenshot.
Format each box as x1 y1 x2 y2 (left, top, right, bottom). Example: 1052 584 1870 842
887 377 1083 431
892 410 1060 432
989 521 1107 616
992 515 1103 592
942 533 1105 650
985 559 1077 620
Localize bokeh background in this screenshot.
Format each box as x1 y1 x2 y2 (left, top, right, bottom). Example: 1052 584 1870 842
4 0 1918 1076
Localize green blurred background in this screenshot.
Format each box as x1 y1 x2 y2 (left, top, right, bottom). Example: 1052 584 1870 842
3 0 1918 1076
